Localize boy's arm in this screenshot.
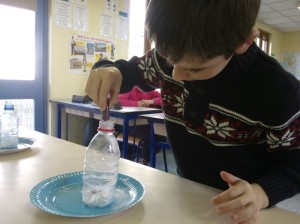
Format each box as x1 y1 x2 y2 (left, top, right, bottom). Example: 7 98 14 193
114 50 163 94
87 49 167 110
212 85 300 223
87 49 161 109
211 172 269 224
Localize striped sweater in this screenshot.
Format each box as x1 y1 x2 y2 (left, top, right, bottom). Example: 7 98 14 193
93 43 300 207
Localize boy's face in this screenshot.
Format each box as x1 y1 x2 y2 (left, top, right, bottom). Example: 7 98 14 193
171 54 232 81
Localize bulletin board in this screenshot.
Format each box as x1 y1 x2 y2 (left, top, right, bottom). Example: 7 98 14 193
49 0 130 142
281 52 300 80
53 0 129 75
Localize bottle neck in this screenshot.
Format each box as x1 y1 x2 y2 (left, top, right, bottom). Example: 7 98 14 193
97 120 115 135
97 127 115 135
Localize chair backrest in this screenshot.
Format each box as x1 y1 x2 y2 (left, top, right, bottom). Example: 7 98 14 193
83 118 99 146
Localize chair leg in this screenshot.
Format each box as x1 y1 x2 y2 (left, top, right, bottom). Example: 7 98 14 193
136 139 144 163
162 148 168 172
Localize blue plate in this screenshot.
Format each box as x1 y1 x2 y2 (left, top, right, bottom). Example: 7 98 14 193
30 172 145 217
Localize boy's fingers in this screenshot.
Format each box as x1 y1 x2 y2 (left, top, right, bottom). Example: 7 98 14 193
220 171 240 186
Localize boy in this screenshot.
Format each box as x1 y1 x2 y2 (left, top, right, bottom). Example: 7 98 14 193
85 1 300 223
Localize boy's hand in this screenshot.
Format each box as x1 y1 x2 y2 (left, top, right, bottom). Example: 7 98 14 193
85 67 122 111
211 171 269 224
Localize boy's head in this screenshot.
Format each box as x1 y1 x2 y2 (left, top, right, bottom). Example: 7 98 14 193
145 0 261 63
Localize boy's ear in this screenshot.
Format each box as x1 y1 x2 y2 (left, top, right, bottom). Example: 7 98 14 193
235 30 260 54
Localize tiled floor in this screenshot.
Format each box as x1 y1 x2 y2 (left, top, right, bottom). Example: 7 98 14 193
155 149 178 175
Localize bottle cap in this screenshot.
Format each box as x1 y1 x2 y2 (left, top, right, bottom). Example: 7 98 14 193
98 120 115 132
4 103 14 110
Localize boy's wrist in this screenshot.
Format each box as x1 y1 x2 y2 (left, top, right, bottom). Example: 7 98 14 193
252 183 269 209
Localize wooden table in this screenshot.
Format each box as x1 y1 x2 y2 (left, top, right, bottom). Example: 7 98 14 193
0 129 299 224
50 99 161 158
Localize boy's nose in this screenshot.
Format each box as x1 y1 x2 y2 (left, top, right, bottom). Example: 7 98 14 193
172 66 188 81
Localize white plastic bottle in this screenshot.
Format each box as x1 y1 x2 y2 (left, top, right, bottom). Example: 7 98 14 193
0 103 19 149
82 120 120 207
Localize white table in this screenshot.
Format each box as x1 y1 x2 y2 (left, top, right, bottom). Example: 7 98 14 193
0 128 300 224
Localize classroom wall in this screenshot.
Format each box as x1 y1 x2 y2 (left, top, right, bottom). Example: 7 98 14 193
49 0 129 144
281 32 300 52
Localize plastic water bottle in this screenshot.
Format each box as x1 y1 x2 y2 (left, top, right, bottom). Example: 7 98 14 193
0 103 19 149
82 120 120 207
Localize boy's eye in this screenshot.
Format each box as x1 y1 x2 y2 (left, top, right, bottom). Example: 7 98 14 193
188 68 204 73
184 68 205 73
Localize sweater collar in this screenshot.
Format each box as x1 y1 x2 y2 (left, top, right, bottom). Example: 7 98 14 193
227 42 258 77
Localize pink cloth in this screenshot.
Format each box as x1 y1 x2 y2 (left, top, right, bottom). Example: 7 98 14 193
118 86 162 107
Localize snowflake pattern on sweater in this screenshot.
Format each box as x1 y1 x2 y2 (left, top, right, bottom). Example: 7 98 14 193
135 49 300 152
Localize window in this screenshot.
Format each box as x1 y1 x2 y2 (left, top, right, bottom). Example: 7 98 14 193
256 29 270 55
128 0 146 58
0 4 35 80
0 3 36 129
128 0 153 58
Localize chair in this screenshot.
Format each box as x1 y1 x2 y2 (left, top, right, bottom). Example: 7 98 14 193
83 118 99 146
116 133 145 162
134 134 169 172
153 135 170 172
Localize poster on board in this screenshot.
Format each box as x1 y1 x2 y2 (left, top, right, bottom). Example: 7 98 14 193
281 52 300 80
69 34 115 74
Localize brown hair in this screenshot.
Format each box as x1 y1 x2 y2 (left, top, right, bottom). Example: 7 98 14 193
145 0 261 63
